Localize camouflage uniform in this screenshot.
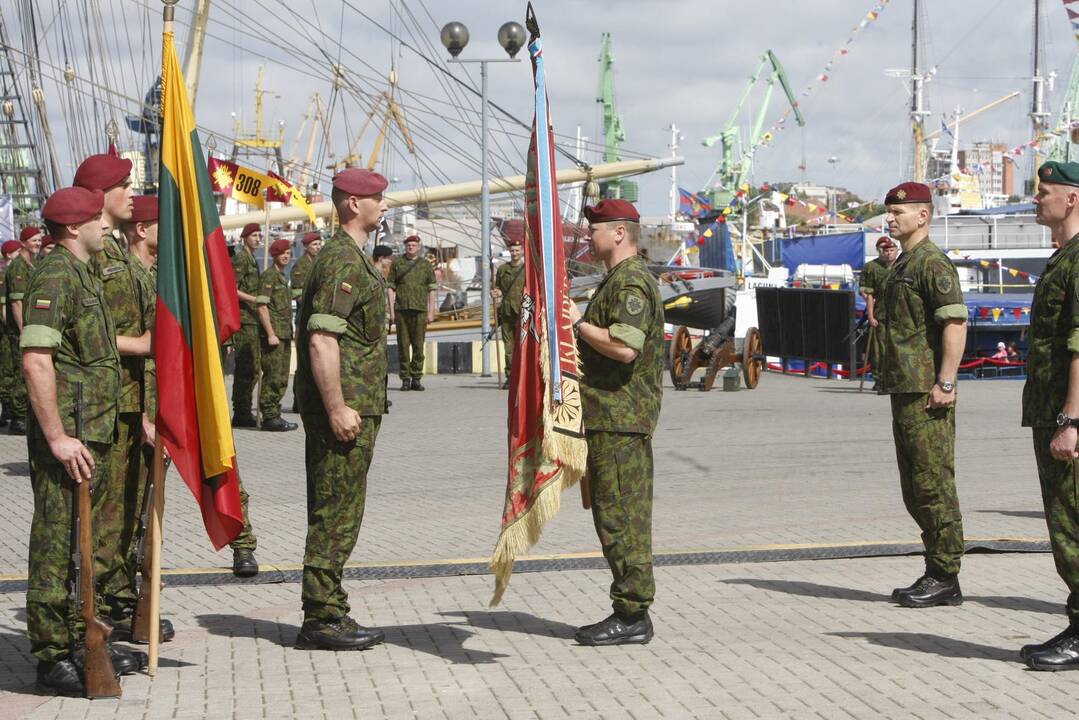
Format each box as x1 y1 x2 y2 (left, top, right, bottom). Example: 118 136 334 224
388 255 436 380
256 265 293 421
5 253 32 422
860 256 891 374
879 238 968 578
295 228 387 621
495 259 525 375
0 267 11 418
579 254 664 619
21 244 120 662
231 247 261 417
1022 233 1079 625
290 253 314 304
89 232 155 615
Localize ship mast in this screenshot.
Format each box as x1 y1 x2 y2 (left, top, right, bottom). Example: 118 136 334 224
1031 0 1050 187
910 0 930 182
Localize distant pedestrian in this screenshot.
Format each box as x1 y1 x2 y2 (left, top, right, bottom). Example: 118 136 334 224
387 234 436 391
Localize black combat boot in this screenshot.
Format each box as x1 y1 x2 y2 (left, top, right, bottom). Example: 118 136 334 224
8 417 26 435
231 413 257 428
891 575 928 601
1021 625 1078 660
106 602 176 643
70 644 138 676
36 659 84 696
400 380 411 391
260 416 297 432
410 378 425 391
232 548 259 577
1027 633 1079 671
295 615 385 651
574 612 654 646
894 574 962 608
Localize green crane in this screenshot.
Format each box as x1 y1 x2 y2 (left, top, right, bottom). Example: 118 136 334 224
702 50 805 208
1047 53 1079 163
596 33 637 201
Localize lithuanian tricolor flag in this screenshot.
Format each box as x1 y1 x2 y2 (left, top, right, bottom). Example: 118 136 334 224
156 29 244 549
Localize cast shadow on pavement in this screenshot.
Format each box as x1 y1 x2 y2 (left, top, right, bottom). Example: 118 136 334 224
0 630 39 694
0 461 29 477
724 579 1064 615
974 509 1044 520
828 631 1019 663
437 610 577 640
196 613 509 665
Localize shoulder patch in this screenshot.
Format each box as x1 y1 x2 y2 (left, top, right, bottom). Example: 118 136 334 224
34 298 51 310
625 293 644 316
340 281 353 295
935 273 953 295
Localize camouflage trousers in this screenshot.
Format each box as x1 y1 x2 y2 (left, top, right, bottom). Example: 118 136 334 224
890 393 964 577
395 309 427 380
96 413 146 615
498 311 518 377
231 323 261 417
258 338 291 421
1032 427 1079 624
25 437 111 663
0 330 12 413
300 414 381 621
228 477 257 552
6 330 26 419
586 431 655 618
867 323 885 377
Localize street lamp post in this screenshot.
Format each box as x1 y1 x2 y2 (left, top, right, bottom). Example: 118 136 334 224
827 156 840 223
441 20 524 378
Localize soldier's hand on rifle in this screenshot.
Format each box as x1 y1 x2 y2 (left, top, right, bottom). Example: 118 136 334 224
141 413 156 447
267 333 281 348
491 287 502 301
568 302 582 324
50 436 95 483
869 317 879 328
328 404 362 443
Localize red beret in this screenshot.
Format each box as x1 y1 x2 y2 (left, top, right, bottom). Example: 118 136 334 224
332 168 388 197
73 153 132 191
42 187 105 225
404 234 421 244
269 238 291 257
19 225 42 243
129 195 159 224
583 198 640 224
505 236 522 247
1 239 20 255
241 222 261 238
302 231 321 245
875 236 895 249
40 234 53 248
884 182 931 205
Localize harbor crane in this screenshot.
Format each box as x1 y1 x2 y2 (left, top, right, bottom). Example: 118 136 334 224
701 50 804 208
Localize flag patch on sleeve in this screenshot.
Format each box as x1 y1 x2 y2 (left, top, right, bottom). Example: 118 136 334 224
34 298 51 309
340 282 353 294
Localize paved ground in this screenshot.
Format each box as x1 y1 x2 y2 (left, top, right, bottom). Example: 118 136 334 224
0 372 1071 719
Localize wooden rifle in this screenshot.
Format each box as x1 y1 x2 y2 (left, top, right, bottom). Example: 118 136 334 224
73 381 121 697
132 450 168 643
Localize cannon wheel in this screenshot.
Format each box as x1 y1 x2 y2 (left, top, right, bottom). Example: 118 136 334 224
701 338 736 392
742 327 764 389
669 326 693 390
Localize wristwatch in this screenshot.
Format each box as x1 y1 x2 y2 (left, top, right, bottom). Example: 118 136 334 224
1057 412 1079 428
937 379 955 393
572 318 584 339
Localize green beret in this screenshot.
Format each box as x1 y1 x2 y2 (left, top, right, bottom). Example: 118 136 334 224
1038 161 1079 188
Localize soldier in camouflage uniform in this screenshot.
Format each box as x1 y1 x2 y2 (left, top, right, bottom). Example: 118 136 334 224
859 236 897 383
23 187 141 695
293 168 389 651
568 199 663 646
231 222 263 427
5 225 44 435
878 182 968 609
493 237 525 387
289 232 321 413
387 234 436 391
0 239 20 427
256 239 298 432
1017 161 1079 670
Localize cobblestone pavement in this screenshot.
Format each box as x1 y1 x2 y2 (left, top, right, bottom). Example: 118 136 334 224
1 373 1068 719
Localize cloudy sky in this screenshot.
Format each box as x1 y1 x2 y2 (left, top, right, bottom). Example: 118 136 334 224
6 0 1077 217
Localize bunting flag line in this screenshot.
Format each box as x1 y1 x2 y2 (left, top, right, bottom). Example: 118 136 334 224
157 28 245 549
947 249 1039 285
489 4 587 606
1065 0 1079 42
678 187 713 218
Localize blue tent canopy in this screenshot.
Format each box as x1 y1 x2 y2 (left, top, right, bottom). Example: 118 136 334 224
780 231 866 270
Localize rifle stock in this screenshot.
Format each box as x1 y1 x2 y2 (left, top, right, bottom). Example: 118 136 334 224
73 382 121 698
131 447 155 643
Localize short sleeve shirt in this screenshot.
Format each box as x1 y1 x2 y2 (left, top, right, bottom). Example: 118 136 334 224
1022 234 1079 427
295 228 387 418
879 238 968 393
20 245 120 444
233 248 260 326
256 266 293 340
387 255 436 311
579 255 664 435
496 260 526 317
